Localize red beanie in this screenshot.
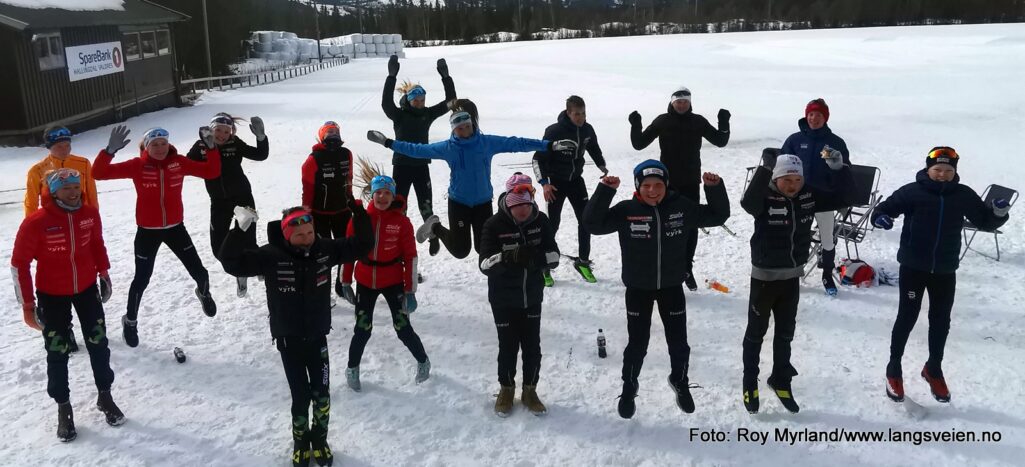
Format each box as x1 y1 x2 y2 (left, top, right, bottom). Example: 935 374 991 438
805 98 829 122
317 121 341 143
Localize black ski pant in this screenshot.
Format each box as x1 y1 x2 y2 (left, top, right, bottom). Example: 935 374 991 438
622 285 689 385
433 199 493 259
491 303 542 387
38 285 114 404
209 193 257 261
313 210 351 241
393 164 434 222
547 177 590 261
347 283 428 369
742 277 800 386
278 334 330 443
127 224 210 321
674 183 701 276
888 265 956 377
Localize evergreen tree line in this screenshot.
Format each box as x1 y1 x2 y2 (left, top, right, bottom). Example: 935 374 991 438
155 0 1025 78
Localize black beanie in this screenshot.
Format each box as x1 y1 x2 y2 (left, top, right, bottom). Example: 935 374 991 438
926 146 959 170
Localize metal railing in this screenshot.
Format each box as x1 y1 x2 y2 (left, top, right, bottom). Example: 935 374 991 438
179 57 349 96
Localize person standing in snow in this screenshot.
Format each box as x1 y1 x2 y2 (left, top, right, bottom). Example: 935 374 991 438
92 125 221 348
367 98 577 260
532 95 607 286
583 160 730 419
338 175 430 392
478 173 560 417
780 98 853 296
11 168 124 442
301 121 355 241
871 147 1009 405
629 87 731 291
381 55 457 257
739 149 853 415
187 112 269 298
219 201 374 467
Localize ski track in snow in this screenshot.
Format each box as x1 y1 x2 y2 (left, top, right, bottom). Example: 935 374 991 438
2 24 1024 466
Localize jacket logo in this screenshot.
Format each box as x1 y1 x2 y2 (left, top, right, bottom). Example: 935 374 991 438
668 213 684 220
45 226 61 232
278 285 296 293
630 223 651 233
800 143 809 149
769 207 788 216
385 225 401 234
79 218 95 229
626 216 652 222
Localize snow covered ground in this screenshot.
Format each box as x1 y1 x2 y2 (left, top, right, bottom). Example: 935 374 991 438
2 23 1024 466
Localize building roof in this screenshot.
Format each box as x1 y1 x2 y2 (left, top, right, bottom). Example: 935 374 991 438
0 0 188 31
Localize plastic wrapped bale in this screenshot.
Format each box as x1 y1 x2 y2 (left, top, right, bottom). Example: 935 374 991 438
327 44 340 56
272 40 289 52
283 31 297 40
382 34 393 44
362 34 374 44
355 43 366 54
365 43 376 54
350 33 363 44
257 31 275 44
395 39 404 52
255 41 273 53
355 52 368 59
392 34 402 45
372 34 384 44
341 43 354 55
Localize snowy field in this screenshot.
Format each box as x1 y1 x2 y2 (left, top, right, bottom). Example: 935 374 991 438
2 24 1024 466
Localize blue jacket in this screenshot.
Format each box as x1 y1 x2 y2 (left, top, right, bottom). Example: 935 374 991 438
872 170 1009 274
781 118 851 192
390 129 549 206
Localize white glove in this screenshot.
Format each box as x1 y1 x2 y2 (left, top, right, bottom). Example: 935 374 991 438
823 148 844 170
233 206 258 231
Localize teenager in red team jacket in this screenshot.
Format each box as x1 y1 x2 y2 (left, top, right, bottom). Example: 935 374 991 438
11 168 124 442
92 125 222 348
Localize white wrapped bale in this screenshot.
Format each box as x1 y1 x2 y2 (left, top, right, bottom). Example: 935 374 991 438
255 41 273 53
372 34 384 44
355 43 366 53
328 44 340 55
349 33 363 44
283 32 297 40
355 52 368 59
366 43 376 54
257 31 275 43
341 43 354 55
382 34 393 44
391 34 402 45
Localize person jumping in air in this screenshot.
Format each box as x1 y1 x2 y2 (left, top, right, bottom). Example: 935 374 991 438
584 160 730 419
92 125 221 348
12 168 124 442
872 147 1010 404
219 201 374 467
532 95 607 286
367 98 577 260
382 55 457 257
338 175 430 392
187 112 269 298
478 173 560 417
739 149 853 414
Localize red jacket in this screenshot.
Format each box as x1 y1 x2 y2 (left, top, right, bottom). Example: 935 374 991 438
93 146 221 228
11 190 110 305
342 197 417 292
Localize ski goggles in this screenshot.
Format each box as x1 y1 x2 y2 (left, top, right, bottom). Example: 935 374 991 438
927 147 959 161
44 126 72 147
47 168 81 193
449 111 472 130
284 211 313 226
210 115 235 129
406 86 426 101
670 88 692 102
142 127 170 147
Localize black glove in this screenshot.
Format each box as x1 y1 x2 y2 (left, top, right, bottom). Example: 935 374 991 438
199 126 216 149
388 54 399 77
105 125 131 155
761 147 780 170
347 192 368 219
501 244 537 268
437 58 449 78
718 108 731 123
249 116 266 141
336 282 356 305
628 111 641 126
367 130 392 148
98 275 112 304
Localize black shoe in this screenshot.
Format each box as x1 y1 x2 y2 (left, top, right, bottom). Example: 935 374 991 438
822 273 838 297
684 273 698 292
743 380 759 414
667 376 695 414
417 273 426 284
292 438 311 467
122 316 139 348
311 438 334 466
617 380 638 419
57 402 77 442
767 376 800 413
196 286 217 317
96 390 126 426
428 237 441 256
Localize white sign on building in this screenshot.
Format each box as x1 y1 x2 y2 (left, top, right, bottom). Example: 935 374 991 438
66 41 125 82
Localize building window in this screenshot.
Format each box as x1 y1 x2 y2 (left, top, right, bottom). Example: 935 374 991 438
156 30 171 55
140 31 156 58
123 32 141 61
33 32 64 70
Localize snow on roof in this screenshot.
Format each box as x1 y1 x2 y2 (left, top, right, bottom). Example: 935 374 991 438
0 0 125 11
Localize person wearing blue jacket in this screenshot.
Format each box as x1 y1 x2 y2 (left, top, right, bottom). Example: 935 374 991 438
367 98 577 259
780 98 852 296
871 147 1010 405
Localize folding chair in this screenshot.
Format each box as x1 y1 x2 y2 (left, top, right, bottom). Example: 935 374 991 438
960 184 1018 262
804 164 882 278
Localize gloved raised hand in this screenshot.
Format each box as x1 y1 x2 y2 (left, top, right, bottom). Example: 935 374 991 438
401 293 418 314
249 117 266 141
992 198 1011 217
233 206 259 231
501 244 537 269
106 125 131 155
550 139 577 155
346 191 367 219
199 126 216 149
337 282 356 305
388 54 400 77
367 130 392 148
873 214 894 230
628 111 642 126
761 147 780 169
437 58 449 78
718 108 731 123
98 274 112 304
23 303 42 331
823 148 844 170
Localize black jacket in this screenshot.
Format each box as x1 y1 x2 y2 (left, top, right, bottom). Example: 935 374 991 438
478 195 560 308
741 166 854 271
872 170 1008 274
780 118 851 192
382 74 457 167
584 182 730 290
630 104 729 188
301 142 353 214
531 111 606 184
187 136 268 199
219 217 374 338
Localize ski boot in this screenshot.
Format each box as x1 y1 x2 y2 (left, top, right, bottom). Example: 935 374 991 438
96 390 126 426
684 272 698 292
921 365 950 403
196 286 217 317
542 269 554 288
667 376 695 414
122 316 139 348
415 359 431 384
57 402 77 442
767 375 800 413
310 437 334 466
521 385 548 416
743 380 759 414
573 259 597 283
886 361 904 402
820 249 838 296
428 237 441 256
617 380 638 419
236 276 248 298
494 386 515 417
345 366 361 392
292 436 311 467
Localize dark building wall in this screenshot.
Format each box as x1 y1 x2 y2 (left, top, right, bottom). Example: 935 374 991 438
0 28 28 133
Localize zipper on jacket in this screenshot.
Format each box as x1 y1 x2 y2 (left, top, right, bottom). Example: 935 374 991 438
931 195 945 273
518 223 529 308
789 198 798 268
571 126 580 178
653 206 663 289
159 167 167 226
67 213 79 293
321 183 329 210
371 218 382 289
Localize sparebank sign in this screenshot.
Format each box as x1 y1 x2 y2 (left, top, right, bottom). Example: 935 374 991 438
66 41 124 82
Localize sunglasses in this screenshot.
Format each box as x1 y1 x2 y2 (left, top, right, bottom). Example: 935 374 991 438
928 147 959 160
672 90 692 98
510 183 535 195
145 128 170 139
46 127 72 141
407 87 426 99
286 213 313 226
210 116 234 127
450 112 472 126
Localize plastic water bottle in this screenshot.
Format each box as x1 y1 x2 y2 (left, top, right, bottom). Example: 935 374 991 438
706 279 730 294
597 329 607 358
173 347 187 363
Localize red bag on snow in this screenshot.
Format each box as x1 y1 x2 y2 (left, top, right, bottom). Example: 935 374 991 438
837 259 876 288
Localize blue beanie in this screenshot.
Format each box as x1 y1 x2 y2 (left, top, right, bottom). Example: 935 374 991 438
633 159 669 188
371 175 396 195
